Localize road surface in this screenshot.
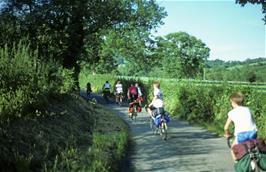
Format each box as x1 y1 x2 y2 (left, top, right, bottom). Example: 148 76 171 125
82 92 234 172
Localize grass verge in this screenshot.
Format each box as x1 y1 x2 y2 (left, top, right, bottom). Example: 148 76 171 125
0 94 129 172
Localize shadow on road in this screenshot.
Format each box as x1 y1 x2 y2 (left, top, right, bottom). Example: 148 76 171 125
79 90 233 172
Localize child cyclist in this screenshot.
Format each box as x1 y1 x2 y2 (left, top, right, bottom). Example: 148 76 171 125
224 92 257 160
147 81 164 118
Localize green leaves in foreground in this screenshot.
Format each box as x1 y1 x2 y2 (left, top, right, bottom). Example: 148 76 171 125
0 43 74 120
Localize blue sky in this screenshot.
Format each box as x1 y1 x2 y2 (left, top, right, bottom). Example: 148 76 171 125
154 0 266 61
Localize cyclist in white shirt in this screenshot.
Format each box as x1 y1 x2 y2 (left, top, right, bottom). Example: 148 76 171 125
115 81 123 104
224 92 257 160
147 81 164 117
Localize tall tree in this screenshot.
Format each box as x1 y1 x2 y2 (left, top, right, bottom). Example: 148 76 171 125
0 0 166 89
153 32 210 78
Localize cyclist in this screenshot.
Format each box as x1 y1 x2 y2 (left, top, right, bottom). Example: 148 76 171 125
102 81 111 101
147 81 164 125
115 80 123 104
127 83 139 117
86 82 92 97
224 91 257 161
135 83 143 97
135 83 143 111
127 83 138 103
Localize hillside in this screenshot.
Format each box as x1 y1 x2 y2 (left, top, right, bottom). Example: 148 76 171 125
0 94 129 171
206 58 266 82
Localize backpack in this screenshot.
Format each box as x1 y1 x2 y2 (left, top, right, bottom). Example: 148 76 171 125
233 139 266 172
232 139 266 160
129 86 138 95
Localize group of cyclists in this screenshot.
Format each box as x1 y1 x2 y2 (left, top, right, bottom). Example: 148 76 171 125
86 79 266 171
87 80 166 122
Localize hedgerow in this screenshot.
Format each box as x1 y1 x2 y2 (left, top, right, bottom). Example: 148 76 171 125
0 43 74 120
80 73 266 139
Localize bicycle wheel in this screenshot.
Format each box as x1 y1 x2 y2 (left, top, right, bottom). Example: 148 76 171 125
133 112 137 122
251 160 260 172
149 117 154 130
119 96 123 106
160 121 167 140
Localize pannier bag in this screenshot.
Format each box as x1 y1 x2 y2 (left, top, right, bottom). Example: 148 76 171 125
258 153 266 170
154 115 161 126
234 154 251 172
153 112 171 126
233 139 266 172
234 153 266 172
137 106 142 112
128 107 134 113
232 139 266 160
164 111 171 123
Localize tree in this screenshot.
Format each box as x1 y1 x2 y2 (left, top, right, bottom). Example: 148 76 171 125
152 32 210 78
236 0 266 23
0 0 166 89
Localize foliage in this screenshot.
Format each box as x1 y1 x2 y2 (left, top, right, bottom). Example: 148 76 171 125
79 73 117 93
91 27 160 76
151 32 210 78
88 74 266 139
163 82 266 138
206 58 266 82
0 94 129 172
236 0 266 23
0 43 74 120
0 0 166 89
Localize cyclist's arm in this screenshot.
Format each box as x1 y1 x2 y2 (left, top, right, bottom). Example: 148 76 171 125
224 117 232 137
149 95 157 107
127 89 130 99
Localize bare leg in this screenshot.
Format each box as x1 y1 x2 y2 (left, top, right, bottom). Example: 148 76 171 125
147 107 153 116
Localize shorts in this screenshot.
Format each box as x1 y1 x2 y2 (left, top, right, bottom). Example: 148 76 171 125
116 92 123 96
129 94 138 103
236 130 257 144
149 106 164 117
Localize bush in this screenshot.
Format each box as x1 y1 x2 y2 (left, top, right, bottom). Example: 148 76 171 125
79 73 116 93
78 74 266 139
0 43 74 120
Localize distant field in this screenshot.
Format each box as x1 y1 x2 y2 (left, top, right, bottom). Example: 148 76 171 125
118 76 266 91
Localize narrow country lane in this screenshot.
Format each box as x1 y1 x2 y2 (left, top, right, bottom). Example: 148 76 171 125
82 92 234 172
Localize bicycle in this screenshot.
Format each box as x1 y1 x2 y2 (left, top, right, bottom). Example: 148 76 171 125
150 113 168 140
116 93 123 106
102 89 110 103
128 101 139 122
227 136 261 172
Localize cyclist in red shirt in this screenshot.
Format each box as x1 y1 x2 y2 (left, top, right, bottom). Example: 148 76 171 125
127 84 138 103
127 84 139 117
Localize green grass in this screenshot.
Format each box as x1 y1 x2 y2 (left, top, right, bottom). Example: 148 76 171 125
0 94 129 172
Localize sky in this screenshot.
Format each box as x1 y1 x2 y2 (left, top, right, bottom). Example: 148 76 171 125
154 0 266 61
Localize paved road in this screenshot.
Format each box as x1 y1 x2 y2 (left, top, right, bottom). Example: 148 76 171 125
81 92 234 172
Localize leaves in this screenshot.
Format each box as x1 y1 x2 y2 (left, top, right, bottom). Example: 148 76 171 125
152 32 210 78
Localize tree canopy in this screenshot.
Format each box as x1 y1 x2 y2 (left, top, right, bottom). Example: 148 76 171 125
0 0 166 89
152 32 210 78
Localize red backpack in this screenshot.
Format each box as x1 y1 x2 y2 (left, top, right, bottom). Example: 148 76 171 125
129 86 138 95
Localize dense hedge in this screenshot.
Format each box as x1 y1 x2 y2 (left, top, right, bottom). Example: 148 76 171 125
80 74 266 139
0 43 74 120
